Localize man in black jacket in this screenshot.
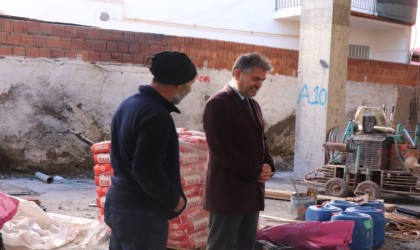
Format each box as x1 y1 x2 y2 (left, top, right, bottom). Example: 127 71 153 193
104 51 197 250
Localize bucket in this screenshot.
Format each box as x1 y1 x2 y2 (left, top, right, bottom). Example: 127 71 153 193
328 200 358 211
306 204 342 221
331 211 373 250
290 192 316 220
346 206 385 249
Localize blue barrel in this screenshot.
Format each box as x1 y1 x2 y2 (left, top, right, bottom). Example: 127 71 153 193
328 200 358 211
346 206 385 249
331 211 373 250
361 201 385 211
306 204 342 221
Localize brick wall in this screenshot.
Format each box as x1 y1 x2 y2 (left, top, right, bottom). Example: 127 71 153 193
0 17 418 87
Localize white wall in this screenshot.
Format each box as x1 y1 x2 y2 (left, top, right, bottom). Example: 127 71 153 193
0 57 407 173
374 28 411 63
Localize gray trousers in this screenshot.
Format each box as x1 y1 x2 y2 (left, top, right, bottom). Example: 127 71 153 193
206 211 259 250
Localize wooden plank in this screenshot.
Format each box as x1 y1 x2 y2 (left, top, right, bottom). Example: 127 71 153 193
265 188 396 212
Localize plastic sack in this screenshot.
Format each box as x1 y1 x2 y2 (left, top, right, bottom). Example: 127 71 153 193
257 220 355 250
0 192 19 229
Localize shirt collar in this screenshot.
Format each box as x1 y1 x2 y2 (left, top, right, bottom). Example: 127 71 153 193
228 80 246 100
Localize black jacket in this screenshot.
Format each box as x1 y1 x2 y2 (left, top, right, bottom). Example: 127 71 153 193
107 85 186 219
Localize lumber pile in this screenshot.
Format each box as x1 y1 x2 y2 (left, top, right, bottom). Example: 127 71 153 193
265 188 396 212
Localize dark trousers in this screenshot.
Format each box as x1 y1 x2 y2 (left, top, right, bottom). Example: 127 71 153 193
104 198 168 250
206 211 259 250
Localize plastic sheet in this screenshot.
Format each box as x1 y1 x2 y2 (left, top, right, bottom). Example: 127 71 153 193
1 197 110 249
257 220 355 250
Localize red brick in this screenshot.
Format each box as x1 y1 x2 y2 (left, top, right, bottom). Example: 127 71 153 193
34 36 47 47
27 22 40 34
123 54 133 64
26 47 39 58
39 48 52 58
110 52 123 63
65 26 77 37
111 31 123 41
0 20 14 32
59 37 72 49
128 43 140 53
6 34 20 45
150 44 161 54
144 33 155 44
123 31 135 41
100 30 112 40
0 45 13 56
13 47 26 57
100 52 111 61
84 40 95 50
106 41 118 52
134 33 145 42
0 32 6 43
88 29 101 39
71 38 84 50
13 21 27 33
46 36 60 48
52 25 66 36
94 41 107 51
76 27 90 39
39 23 53 35
139 44 150 54
133 54 143 64
88 51 100 62
51 49 65 58
21 34 34 46
64 50 77 59
117 42 128 53
155 34 167 45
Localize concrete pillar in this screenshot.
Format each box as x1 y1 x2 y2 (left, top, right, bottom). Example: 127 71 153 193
294 0 350 178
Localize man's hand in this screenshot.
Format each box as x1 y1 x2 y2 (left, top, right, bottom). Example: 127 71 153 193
258 163 273 182
173 196 185 213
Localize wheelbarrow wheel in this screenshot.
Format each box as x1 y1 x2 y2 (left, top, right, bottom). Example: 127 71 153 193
355 181 380 199
325 178 349 198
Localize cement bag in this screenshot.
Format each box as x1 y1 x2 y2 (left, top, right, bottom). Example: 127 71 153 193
257 220 354 250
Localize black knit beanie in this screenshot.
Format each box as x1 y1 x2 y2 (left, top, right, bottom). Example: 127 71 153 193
149 51 197 85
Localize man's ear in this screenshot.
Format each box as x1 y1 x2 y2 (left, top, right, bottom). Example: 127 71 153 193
233 68 241 80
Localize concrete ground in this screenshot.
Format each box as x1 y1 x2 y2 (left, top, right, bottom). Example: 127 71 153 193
1 171 420 249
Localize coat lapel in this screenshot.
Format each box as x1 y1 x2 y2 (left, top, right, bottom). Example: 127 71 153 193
225 85 263 130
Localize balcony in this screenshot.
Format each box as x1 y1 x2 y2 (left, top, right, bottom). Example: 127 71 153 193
274 0 417 25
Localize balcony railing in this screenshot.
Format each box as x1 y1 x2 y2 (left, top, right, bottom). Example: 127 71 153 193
275 0 417 25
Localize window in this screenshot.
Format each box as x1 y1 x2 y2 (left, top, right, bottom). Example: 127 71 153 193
348 44 370 59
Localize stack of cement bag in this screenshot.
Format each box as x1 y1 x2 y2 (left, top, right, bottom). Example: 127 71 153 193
167 128 209 249
91 141 112 220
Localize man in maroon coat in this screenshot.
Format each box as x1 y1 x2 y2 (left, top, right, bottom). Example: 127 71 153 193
203 52 275 250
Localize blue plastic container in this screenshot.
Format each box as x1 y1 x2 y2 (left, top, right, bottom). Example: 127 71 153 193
328 200 358 211
346 206 385 249
331 211 373 250
361 200 385 211
306 204 342 221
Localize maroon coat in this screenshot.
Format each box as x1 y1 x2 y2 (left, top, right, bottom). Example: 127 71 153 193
202 84 275 213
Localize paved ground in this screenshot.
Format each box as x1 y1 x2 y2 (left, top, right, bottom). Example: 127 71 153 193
2 171 420 249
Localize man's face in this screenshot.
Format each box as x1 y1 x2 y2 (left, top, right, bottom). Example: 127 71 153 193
235 67 267 98
171 80 194 105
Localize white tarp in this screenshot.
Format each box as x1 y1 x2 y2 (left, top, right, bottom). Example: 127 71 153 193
1 197 110 249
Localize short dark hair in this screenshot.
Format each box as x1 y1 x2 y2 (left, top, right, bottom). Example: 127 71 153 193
232 52 273 75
